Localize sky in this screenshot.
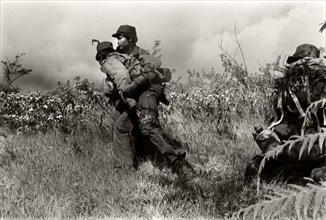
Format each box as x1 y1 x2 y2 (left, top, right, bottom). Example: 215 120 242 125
1 0 325 92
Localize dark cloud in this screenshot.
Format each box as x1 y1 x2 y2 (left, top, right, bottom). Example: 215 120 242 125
15 70 57 92
1 1 324 91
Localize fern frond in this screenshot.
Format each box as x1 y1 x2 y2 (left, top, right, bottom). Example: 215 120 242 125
288 183 308 192
263 194 278 200
303 188 315 219
307 183 322 190
259 131 326 173
234 183 326 220
269 198 286 219
288 140 297 152
319 131 326 152
251 202 263 220
256 132 326 195
288 135 302 140
308 134 319 155
299 137 310 160
294 190 305 219
274 193 295 218
262 199 281 219
313 187 326 219
302 99 326 134
272 191 290 198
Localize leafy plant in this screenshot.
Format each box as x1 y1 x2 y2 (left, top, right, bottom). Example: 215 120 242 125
301 99 326 135
0 53 32 93
233 182 326 220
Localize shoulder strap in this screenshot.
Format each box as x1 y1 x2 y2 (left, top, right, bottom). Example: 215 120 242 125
108 52 132 65
132 46 149 61
288 88 306 118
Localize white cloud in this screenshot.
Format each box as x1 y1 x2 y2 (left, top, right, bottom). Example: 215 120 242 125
1 1 325 91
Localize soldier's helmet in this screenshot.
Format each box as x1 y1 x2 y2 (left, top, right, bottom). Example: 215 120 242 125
94 41 114 61
286 44 320 64
112 24 138 42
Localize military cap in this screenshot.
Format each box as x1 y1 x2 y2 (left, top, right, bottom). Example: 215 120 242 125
287 44 320 64
95 41 114 61
112 25 137 38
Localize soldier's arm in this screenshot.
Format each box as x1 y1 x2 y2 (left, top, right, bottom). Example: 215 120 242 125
100 55 132 91
120 54 163 93
100 55 138 107
120 64 159 96
135 53 162 83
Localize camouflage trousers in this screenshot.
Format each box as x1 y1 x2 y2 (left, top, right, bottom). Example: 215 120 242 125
112 86 186 170
138 85 186 163
112 101 138 170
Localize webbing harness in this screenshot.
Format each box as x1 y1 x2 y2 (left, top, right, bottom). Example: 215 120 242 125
268 92 284 130
269 70 312 130
288 88 306 118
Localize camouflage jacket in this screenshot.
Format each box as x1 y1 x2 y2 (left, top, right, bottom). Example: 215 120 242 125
273 57 326 117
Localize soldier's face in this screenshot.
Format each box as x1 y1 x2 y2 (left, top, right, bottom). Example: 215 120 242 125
117 35 129 52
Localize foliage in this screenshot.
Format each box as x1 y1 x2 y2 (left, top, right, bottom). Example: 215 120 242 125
0 77 113 137
3 51 321 219
257 128 326 182
301 99 326 135
0 53 277 138
158 54 277 137
149 40 162 59
0 53 32 93
234 182 326 220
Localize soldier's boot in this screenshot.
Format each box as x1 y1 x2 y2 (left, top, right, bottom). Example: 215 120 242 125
172 158 196 184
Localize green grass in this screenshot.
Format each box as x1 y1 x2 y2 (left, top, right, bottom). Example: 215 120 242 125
0 115 325 219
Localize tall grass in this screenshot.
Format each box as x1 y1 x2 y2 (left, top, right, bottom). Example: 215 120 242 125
1 114 277 219
1 103 324 219
1 54 325 219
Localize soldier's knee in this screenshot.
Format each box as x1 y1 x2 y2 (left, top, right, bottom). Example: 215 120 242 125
139 115 159 136
139 121 155 136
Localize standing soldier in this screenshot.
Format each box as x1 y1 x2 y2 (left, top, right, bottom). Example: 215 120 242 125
110 24 196 183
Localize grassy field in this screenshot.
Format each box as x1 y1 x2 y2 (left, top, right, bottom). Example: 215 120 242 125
1 113 324 219
1 53 325 219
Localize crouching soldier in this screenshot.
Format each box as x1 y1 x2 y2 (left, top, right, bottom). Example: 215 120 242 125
245 44 326 183
94 39 196 184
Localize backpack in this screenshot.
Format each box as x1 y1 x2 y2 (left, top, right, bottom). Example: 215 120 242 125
134 47 172 83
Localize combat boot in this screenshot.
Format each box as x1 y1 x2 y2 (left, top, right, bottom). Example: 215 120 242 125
172 158 196 184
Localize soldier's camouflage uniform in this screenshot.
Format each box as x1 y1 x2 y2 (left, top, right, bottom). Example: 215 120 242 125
101 46 194 181
245 45 326 182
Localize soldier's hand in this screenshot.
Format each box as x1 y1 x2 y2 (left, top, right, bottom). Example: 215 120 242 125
104 81 114 93
124 98 137 109
121 82 138 96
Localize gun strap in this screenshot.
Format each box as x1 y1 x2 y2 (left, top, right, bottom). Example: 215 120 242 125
268 92 285 130
288 88 306 118
305 75 311 105
323 108 326 126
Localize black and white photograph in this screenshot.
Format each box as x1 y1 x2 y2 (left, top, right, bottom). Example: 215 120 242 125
1 0 326 219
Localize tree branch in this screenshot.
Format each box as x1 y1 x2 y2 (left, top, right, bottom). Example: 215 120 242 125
234 25 247 72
